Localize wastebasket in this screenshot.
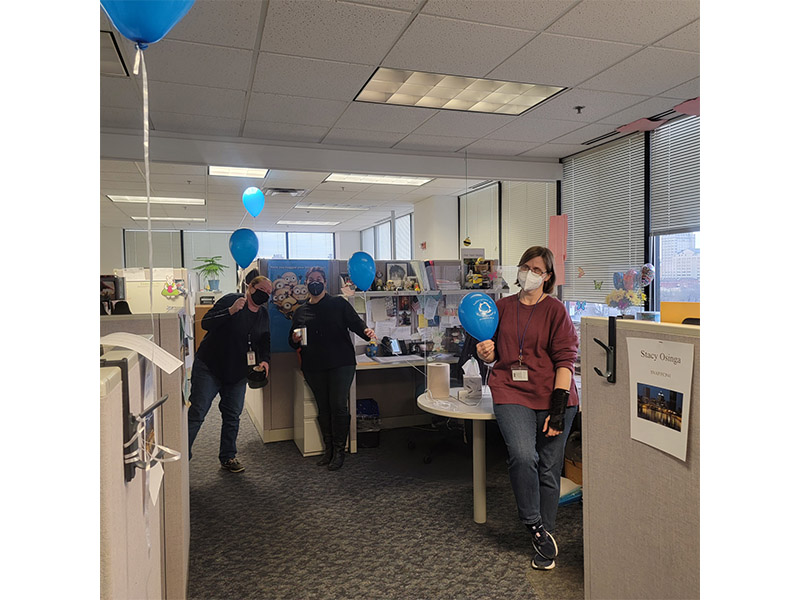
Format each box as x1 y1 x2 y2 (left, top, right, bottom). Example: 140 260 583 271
356 398 381 448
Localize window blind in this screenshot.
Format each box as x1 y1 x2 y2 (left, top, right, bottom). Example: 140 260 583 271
501 181 556 266
361 227 375 256
125 230 182 268
459 182 499 259
650 116 700 236
562 133 645 303
394 214 411 260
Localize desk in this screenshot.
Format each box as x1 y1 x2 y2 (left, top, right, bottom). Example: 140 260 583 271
417 389 495 524
346 354 459 454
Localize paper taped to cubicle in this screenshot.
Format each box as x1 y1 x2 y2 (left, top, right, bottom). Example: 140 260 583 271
100 332 182 374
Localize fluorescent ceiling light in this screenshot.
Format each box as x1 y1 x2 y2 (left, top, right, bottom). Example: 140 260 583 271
324 173 432 186
131 216 206 222
108 195 205 206
356 67 565 116
208 166 269 178
294 203 369 211
277 220 340 226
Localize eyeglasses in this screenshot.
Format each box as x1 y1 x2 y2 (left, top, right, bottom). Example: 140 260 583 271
519 265 546 276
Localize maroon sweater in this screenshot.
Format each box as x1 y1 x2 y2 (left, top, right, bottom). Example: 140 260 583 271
487 294 579 410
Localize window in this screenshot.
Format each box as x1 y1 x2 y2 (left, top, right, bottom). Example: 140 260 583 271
256 232 286 258
561 134 645 304
375 221 391 260
459 182 499 259
394 214 412 260
287 232 335 259
124 230 182 268
183 231 237 292
652 232 700 304
501 181 556 266
361 227 375 256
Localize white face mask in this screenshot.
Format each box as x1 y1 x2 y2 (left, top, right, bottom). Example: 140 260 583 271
518 269 545 292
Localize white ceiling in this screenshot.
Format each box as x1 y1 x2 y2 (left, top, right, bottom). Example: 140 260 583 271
100 0 699 232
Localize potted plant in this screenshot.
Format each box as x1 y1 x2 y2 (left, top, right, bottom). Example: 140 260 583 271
193 256 228 291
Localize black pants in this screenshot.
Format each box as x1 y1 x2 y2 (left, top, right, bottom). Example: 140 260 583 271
303 365 356 449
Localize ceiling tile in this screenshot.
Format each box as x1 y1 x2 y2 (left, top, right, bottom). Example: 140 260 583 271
383 15 535 77
340 0 423 11
653 19 699 52
150 112 242 137
519 143 586 159
526 88 649 123
392 134 477 153
460 139 539 156
165 0 263 49
101 107 143 130
321 128 408 148
422 0 574 31
580 47 699 96
486 116 584 143
260 0 410 64
488 33 640 88
659 78 700 100
333 102 437 133
550 122 622 145
247 93 348 127
101 76 141 109
547 0 700 46
266 170 330 184
243 120 330 143
149 82 246 119
598 96 684 125
410 111 515 138
142 40 253 90
252 53 375 101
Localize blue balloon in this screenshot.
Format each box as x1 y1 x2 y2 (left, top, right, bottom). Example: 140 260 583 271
347 252 376 291
229 228 259 269
458 292 499 342
101 0 195 47
242 187 265 218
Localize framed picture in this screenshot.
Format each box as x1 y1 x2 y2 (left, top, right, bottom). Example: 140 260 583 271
387 262 408 283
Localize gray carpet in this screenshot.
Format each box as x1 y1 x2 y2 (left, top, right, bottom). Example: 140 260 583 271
187 407 584 600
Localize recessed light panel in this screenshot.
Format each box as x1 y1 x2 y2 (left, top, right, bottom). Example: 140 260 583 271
277 220 340 226
108 195 206 205
294 203 369 211
356 67 565 116
131 216 206 222
324 173 432 186
208 166 269 178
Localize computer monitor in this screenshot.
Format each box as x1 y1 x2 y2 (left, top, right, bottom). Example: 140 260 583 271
101 275 125 302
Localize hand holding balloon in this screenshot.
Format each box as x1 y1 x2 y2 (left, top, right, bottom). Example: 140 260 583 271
476 340 496 363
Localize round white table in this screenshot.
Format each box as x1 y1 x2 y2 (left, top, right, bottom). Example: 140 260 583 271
417 387 495 524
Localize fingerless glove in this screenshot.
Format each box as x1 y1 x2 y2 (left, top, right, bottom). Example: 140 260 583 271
548 388 570 433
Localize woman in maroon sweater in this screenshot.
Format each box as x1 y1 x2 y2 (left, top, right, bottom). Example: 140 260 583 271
476 246 579 571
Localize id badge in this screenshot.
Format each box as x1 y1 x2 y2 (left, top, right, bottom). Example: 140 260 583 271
511 368 529 382
247 351 256 366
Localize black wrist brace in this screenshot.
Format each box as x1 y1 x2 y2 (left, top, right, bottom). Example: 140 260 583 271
547 388 570 433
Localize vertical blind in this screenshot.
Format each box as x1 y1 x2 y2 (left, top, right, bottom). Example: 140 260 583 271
561 133 645 303
459 182 500 259
650 116 700 235
501 181 556 266
394 214 412 260
124 230 182 268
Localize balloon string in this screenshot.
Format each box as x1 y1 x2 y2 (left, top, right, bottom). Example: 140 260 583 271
135 44 157 354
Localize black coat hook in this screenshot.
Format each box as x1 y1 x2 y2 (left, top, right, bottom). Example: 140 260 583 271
593 316 617 383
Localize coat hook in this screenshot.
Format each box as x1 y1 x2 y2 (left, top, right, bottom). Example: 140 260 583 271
593 316 617 383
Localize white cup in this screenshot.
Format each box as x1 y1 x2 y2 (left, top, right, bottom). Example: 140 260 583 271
294 327 308 346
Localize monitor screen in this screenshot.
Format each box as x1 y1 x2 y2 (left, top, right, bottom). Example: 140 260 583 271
389 338 401 355
101 275 125 301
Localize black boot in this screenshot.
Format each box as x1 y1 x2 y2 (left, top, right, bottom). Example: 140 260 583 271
316 434 333 466
327 415 350 471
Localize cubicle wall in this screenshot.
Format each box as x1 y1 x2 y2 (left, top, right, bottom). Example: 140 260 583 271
580 317 699 599
100 314 190 600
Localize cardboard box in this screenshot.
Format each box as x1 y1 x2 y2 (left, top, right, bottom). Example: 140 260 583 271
565 458 582 486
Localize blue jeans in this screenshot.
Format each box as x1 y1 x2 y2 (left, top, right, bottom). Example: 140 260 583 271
187 358 247 463
494 403 578 533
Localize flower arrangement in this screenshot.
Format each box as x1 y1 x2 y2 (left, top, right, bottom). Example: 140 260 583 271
605 288 646 312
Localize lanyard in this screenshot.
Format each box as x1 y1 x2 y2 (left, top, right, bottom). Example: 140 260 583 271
516 292 544 367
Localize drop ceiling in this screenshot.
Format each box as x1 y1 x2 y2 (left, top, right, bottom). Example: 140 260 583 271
100 0 699 232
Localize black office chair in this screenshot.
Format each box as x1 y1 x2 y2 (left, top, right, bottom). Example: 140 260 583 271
111 300 132 315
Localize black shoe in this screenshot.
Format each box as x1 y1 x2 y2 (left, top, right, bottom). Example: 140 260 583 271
220 457 245 473
327 448 345 471
531 553 555 570
316 447 333 466
530 523 558 560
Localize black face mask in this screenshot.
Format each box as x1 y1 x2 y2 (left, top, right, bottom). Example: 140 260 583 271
251 289 270 305
308 281 325 297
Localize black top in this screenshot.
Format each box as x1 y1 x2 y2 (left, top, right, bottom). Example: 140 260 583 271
195 293 271 384
288 294 369 372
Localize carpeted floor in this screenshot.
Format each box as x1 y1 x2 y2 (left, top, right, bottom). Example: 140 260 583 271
187 407 584 600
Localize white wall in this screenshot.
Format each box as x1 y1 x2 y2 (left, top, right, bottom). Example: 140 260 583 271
101 227 124 274
335 231 361 260
412 195 459 260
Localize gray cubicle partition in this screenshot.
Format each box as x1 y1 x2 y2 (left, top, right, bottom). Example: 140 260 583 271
101 313 190 600
580 317 699 600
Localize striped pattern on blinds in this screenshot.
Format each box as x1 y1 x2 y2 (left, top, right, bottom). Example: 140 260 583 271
561 133 645 303
501 181 556 266
459 183 500 260
650 116 700 236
